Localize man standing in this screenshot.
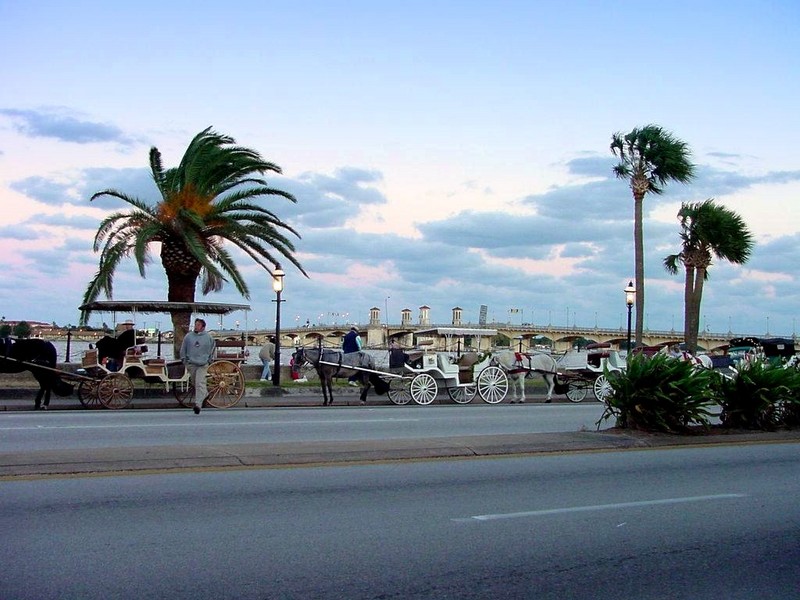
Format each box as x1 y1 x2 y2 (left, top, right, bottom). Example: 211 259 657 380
342 326 362 386
259 336 276 381
180 318 216 414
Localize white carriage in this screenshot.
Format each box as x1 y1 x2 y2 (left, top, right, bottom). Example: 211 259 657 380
77 301 249 410
384 328 509 405
555 342 627 402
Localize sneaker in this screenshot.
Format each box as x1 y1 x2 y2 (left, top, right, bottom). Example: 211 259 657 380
193 405 201 414
348 381 359 387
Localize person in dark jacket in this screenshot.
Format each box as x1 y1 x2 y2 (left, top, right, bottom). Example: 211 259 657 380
342 326 362 386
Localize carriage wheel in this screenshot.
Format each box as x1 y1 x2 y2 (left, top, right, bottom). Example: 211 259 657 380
448 384 477 404
387 377 412 405
477 365 508 404
173 381 194 408
77 379 102 409
204 360 245 408
410 373 438 405
97 373 134 409
566 379 589 403
593 374 613 402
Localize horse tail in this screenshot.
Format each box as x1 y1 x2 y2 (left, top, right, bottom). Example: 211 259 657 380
369 373 389 395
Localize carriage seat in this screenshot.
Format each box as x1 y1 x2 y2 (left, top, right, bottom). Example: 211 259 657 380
214 339 247 363
437 354 459 375
142 357 166 376
82 348 99 368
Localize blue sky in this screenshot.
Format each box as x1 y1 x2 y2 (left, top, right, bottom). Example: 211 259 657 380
1 0 798 339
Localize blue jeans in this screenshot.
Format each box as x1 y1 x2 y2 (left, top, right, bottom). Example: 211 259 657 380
260 359 272 380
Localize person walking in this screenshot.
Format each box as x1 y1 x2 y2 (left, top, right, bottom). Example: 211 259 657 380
259 336 276 381
342 326 362 386
180 318 216 414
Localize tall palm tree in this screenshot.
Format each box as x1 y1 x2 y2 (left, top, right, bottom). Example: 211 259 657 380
664 199 753 352
611 124 695 346
81 127 306 350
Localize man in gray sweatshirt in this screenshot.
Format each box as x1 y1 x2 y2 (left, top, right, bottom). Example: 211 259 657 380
180 318 216 414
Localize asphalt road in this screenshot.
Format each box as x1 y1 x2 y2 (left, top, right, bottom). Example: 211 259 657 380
3 443 799 599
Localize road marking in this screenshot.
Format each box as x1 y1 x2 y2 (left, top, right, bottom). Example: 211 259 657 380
0 418 422 431
453 494 747 522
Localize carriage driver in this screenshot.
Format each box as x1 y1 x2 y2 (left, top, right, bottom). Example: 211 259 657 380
180 318 216 414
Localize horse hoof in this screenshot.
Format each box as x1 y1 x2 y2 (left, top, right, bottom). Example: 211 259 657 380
545 399 552 404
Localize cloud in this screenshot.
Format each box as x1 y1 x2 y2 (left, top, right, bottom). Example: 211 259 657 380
0 107 138 146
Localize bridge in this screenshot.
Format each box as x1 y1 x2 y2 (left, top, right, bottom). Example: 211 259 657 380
227 322 771 353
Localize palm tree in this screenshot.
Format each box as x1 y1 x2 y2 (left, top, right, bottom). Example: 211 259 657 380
664 199 753 352
81 127 306 350
611 124 696 346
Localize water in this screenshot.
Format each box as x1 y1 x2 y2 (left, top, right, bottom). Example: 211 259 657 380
52 340 393 368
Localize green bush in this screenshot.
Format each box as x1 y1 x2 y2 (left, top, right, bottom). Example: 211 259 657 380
715 361 800 430
597 354 716 433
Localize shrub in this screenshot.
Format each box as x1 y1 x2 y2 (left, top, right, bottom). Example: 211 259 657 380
715 361 800 430
597 354 716 433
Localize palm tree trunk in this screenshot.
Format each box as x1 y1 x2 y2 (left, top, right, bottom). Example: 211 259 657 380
165 271 198 355
683 266 696 352
633 193 645 346
689 268 707 352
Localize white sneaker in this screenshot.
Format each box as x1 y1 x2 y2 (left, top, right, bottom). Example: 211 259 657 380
348 381 358 387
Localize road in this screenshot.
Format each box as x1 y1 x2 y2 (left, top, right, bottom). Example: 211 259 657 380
2 442 799 599
0 403 607 452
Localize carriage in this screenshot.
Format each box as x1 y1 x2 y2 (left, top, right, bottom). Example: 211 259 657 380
382 327 511 405
76 301 249 410
553 342 627 402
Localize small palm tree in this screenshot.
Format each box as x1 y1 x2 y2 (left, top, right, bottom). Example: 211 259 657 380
664 199 754 352
81 127 306 350
611 124 695 346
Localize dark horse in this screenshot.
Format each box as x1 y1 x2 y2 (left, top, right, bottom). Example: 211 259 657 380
293 347 389 406
0 338 74 409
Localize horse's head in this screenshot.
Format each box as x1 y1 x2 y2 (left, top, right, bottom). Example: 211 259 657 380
292 348 311 368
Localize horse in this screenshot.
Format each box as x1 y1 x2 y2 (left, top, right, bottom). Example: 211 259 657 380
0 338 74 409
292 347 389 406
490 349 559 403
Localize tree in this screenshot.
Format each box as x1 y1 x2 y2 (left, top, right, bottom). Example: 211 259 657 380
81 127 306 351
664 199 753 352
611 124 696 346
13 321 32 338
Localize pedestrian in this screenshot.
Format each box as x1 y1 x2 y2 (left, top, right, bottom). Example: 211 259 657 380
342 326 362 386
180 318 216 414
259 336 276 381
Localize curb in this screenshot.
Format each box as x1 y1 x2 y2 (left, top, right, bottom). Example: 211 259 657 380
3 430 800 478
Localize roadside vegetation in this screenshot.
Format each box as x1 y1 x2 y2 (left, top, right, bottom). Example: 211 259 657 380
599 354 800 433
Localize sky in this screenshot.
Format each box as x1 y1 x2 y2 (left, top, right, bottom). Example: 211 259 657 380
1 0 798 340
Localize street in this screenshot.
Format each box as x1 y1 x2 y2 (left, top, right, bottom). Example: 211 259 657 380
2 442 799 599
0 403 607 452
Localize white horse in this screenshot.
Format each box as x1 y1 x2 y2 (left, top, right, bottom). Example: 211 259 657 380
491 349 558 403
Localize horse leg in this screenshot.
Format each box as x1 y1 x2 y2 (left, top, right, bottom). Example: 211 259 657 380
325 377 334 406
34 386 45 410
359 376 370 404
518 374 526 403
543 373 555 403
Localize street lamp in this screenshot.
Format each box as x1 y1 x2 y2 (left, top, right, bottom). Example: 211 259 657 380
271 264 285 386
624 281 635 353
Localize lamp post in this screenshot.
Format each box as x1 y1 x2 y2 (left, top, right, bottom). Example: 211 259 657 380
271 264 285 386
624 281 635 354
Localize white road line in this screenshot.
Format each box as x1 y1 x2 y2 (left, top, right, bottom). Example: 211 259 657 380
453 494 747 522
0 418 422 431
